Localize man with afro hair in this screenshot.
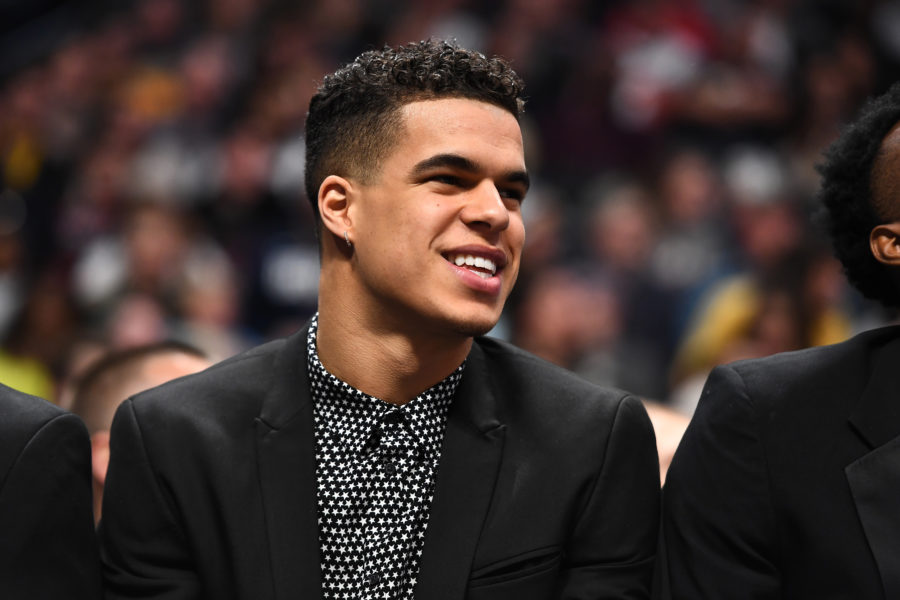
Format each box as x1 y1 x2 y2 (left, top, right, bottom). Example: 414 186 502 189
660 82 900 599
99 40 660 599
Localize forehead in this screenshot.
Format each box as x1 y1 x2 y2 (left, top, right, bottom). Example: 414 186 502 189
142 352 209 381
390 97 525 166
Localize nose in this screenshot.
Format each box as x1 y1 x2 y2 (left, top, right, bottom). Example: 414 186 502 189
461 180 510 232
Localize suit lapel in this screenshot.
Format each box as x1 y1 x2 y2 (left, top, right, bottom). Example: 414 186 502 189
846 438 900 599
416 341 506 599
255 326 322 599
846 335 900 599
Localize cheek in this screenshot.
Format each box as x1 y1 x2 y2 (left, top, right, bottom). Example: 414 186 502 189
509 216 526 253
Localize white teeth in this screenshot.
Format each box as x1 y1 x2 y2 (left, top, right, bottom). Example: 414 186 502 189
448 253 498 276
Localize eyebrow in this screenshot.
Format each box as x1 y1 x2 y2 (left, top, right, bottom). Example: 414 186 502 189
411 153 530 191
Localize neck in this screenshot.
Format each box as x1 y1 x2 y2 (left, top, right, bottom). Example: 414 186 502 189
316 282 472 405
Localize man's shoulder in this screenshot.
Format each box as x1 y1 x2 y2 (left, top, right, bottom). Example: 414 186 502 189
127 333 300 424
0 383 74 439
470 337 654 475
726 324 900 389
0 384 87 486
693 324 900 430
472 336 637 423
474 336 623 396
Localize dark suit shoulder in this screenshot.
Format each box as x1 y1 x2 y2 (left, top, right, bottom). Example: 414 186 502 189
127 335 292 423
718 325 898 414
0 382 68 434
0 384 100 598
0 383 85 484
474 336 631 402
472 337 645 444
729 325 893 379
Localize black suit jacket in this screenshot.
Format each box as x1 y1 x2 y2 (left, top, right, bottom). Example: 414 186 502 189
0 383 102 598
660 325 900 599
99 326 659 599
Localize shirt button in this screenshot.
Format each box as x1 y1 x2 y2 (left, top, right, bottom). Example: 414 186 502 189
368 573 381 585
383 410 403 424
384 460 396 476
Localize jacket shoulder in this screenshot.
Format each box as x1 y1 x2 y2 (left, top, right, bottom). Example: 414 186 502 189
0 383 67 432
472 337 641 430
126 334 294 425
726 325 898 393
0 384 87 488
475 336 627 398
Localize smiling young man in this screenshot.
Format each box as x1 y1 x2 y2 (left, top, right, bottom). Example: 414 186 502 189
99 40 660 600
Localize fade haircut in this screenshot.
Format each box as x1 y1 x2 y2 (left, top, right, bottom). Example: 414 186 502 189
71 341 207 434
303 39 526 237
818 82 900 308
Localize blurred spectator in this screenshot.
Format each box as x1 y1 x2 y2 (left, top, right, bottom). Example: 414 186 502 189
580 177 676 398
70 341 210 524
649 146 732 334
669 146 854 411
0 270 79 400
514 265 622 378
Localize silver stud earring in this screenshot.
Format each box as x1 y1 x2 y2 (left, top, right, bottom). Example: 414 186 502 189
343 231 352 247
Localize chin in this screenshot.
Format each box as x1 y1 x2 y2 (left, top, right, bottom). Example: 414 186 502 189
447 312 501 338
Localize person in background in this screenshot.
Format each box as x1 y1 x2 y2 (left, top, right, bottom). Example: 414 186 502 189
660 81 900 599
70 341 209 525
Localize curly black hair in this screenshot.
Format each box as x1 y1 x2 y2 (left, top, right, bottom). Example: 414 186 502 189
818 81 900 308
303 39 525 234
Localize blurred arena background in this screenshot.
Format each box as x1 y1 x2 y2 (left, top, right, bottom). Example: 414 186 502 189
1 0 898 412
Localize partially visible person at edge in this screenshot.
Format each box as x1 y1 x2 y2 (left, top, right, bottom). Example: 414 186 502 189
660 81 900 599
0 382 102 597
98 39 660 599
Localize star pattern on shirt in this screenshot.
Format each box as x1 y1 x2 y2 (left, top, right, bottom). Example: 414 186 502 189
307 316 463 600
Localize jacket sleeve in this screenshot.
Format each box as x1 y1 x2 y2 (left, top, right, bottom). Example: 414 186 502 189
560 394 661 599
98 399 201 599
0 412 102 599
659 364 780 599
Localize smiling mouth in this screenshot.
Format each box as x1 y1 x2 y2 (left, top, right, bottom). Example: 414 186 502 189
445 253 498 279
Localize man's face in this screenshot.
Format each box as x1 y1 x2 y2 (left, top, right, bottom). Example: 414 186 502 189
348 97 528 339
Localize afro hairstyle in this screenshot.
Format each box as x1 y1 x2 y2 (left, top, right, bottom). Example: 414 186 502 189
817 81 900 308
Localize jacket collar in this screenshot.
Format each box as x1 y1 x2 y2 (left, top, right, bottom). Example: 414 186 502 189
848 328 900 449
256 322 321 598
415 339 506 599
845 327 900 599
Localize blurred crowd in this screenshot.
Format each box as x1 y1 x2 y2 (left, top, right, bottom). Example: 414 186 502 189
2 0 899 411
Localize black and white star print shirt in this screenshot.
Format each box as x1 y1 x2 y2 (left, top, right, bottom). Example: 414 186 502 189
307 316 464 600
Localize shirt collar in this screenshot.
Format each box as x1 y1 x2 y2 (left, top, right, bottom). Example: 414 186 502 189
306 314 463 458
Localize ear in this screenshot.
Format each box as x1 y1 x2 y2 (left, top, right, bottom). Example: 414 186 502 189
870 223 900 265
318 175 356 245
91 431 111 486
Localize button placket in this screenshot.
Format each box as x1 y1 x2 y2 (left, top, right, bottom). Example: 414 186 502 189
308 315 464 600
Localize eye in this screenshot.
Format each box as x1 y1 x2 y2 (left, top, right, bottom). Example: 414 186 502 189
499 186 526 204
428 174 463 186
